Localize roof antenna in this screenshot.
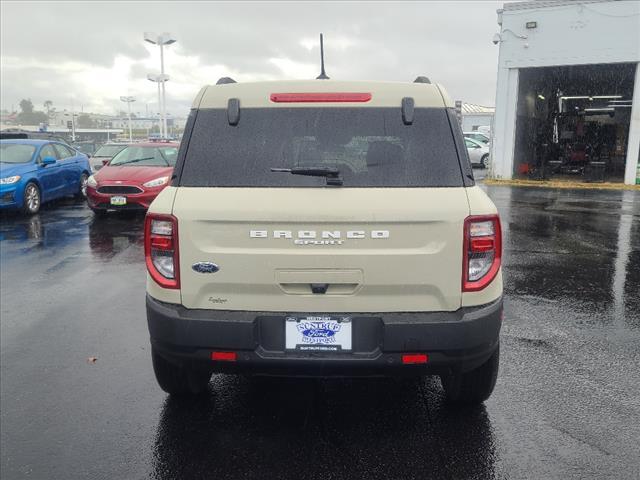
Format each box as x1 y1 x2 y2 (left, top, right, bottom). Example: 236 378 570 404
316 33 329 80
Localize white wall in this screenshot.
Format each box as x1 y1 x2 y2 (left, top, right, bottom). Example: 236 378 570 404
625 63 640 185
492 0 640 184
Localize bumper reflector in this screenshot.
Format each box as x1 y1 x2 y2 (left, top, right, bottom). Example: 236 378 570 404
211 351 237 362
402 353 429 365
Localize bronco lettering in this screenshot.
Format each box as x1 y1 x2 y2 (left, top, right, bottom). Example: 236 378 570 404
249 230 390 240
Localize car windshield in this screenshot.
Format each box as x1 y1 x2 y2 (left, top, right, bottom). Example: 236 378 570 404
109 146 178 167
74 143 95 154
0 144 36 164
180 107 465 187
94 145 126 157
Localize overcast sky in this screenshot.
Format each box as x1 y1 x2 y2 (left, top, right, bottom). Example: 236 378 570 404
1 1 503 117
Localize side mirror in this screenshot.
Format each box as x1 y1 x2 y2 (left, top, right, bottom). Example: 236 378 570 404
41 156 57 166
102 159 110 166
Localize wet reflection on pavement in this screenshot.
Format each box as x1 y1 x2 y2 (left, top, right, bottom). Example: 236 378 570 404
1 187 638 479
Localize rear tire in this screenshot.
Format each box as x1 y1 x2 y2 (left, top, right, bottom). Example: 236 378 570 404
480 154 489 169
440 344 499 405
21 182 41 215
152 347 211 396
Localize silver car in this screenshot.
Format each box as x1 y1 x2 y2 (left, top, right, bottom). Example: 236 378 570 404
464 132 491 145
465 137 490 168
88 143 127 173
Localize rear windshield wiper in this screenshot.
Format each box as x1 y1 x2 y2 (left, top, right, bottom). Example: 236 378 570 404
271 166 343 186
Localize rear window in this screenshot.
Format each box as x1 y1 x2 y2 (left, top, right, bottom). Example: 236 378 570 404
179 108 464 187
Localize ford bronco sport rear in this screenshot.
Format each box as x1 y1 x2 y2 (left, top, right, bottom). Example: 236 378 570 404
145 78 503 405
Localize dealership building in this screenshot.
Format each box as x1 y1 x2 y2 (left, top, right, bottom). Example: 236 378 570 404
491 0 640 185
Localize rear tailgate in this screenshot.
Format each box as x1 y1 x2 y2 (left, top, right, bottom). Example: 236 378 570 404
174 187 469 312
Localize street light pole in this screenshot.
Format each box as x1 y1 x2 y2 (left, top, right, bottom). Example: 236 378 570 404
70 111 76 143
70 101 77 142
147 73 169 138
157 82 162 137
144 32 176 139
120 96 136 142
159 42 168 139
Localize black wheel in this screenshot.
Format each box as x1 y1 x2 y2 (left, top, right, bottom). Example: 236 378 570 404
440 345 499 405
21 182 41 215
480 154 489 169
76 172 89 199
152 347 211 396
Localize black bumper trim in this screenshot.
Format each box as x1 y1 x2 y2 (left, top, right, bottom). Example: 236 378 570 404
146 295 502 376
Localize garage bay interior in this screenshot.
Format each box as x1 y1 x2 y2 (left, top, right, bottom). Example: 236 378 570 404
512 63 636 183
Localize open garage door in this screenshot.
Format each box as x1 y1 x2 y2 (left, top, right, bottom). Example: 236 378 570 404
513 63 636 183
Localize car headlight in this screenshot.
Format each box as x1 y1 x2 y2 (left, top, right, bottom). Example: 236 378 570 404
143 176 169 188
0 176 21 185
87 175 98 187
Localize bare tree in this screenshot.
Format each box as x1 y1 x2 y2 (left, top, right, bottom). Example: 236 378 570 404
44 100 53 119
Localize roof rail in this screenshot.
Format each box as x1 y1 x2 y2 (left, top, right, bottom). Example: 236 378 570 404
216 77 237 85
414 76 431 84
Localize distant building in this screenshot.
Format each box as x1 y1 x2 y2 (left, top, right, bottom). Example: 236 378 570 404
0 111 17 124
5 108 188 142
492 0 639 185
0 124 123 143
110 117 155 130
461 103 495 132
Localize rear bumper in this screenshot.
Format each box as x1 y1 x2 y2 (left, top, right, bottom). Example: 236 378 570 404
147 295 503 377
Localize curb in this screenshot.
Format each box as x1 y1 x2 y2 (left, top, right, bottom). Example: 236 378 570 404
482 179 640 191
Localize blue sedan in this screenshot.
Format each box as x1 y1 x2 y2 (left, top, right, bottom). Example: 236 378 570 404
0 139 92 214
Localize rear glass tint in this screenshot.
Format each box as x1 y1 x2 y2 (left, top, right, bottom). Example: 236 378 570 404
179 108 464 187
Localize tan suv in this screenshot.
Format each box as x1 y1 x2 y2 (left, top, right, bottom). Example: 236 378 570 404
145 77 503 405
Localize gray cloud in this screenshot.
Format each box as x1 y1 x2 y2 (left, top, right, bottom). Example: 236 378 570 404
1 1 502 116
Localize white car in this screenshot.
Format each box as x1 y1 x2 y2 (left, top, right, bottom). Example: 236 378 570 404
465 137 490 169
464 131 490 145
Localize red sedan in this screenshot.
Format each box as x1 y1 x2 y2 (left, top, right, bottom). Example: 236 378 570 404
86 142 179 214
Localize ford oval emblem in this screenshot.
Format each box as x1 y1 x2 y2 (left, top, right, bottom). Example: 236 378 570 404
192 262 220 274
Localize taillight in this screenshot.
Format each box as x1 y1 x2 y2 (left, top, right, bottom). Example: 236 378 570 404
463 215 501 292
145 213 180 289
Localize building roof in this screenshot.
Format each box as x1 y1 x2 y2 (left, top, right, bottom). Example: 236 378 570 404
502 0 617 12
462 103 495 115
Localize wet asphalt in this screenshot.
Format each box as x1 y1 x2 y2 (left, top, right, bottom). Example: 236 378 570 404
1 181 639 480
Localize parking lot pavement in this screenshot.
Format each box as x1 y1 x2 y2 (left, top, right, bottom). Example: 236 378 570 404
1 187 639 480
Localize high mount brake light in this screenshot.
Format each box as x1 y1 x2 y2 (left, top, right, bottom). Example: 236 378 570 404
463 215 502 292
270 92 372 103
145 214 180 289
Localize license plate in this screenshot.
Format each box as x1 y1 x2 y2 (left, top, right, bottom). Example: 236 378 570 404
110 196 127 206
285 316 352 352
